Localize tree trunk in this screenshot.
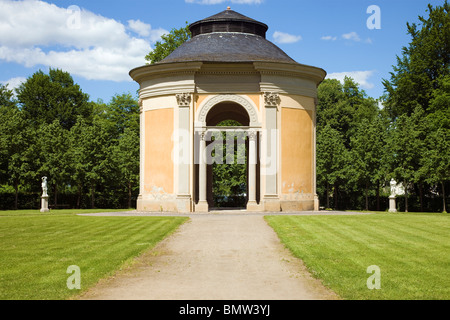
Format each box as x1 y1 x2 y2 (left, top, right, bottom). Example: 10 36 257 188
326 181 330 209
419 182 424 212
365 181 369 211
404 182 409 212
91 184 95 209
376 180 380 211
77 184 82 209
128 181 132 209
14 180 19 210
54 184 58 206
442 182 447 213
334 182 338 210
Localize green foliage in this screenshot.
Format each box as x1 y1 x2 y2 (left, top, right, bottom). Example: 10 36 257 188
16 68 92 130
381 1 450 212
316 77 381 210
316 2 449 212
0 68 140 210
145 22 191 64
383 1 450 118
212 120 247 207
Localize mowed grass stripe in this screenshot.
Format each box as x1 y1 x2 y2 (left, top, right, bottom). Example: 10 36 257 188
265 214 450 300
0 215 187 300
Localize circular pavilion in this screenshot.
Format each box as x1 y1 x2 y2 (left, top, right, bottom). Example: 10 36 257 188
129 8 326 213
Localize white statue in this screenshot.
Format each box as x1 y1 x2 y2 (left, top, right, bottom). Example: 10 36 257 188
390 179 396 197
41 176 48 197
390 178 405 197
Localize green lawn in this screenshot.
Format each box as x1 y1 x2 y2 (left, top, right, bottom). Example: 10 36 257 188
266 213 450 300
0 210 187 300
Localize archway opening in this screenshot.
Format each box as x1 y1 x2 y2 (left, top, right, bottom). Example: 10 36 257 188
199 102 259 210
211 119 247 209
205 101 250 126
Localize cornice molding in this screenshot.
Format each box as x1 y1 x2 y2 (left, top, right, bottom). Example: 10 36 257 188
129 62 203 83
253 61 326 85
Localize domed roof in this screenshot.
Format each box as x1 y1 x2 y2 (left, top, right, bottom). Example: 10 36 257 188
159 8 297 65
189 8 268 38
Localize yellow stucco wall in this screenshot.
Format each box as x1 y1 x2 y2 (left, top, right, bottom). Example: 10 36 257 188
247 94 260 110
144 108 174 194
281 107 313 195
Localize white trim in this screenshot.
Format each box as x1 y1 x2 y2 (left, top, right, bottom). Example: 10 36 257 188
195 94 261 128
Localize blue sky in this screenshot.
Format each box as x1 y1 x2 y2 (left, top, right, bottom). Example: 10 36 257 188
0 0 445 103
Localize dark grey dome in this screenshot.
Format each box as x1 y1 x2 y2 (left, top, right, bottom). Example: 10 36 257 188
161 32 296 64
189 9 268 38
159 9 297 65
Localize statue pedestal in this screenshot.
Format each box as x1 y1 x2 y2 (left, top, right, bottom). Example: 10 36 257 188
40 195 49 213
388 196 397 213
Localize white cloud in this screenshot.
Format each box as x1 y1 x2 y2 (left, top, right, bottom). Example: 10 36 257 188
185 0 263 4
342 31 361 42
128 19 152 37
0 0 166 82
326 71 376 90
321 35 337 41
128 20 168 43
0 77 27 91
273 31 302 44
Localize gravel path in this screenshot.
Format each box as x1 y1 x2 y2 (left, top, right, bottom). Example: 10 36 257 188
77 213 343 300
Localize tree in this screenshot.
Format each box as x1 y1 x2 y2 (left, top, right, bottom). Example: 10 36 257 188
16 68 92 130
316 77 380 210
145 22 191 64
421 75 450 212
104 93 140 137
350 116 386 211
70 114 110 209
383 1 450 119
110 127 140 208
316 125 349 209
382 2 450 212
0 85 37 209
0 84 15 183
388 107 426 212
37 120 71 206
212 120 247 207
317 77 378 148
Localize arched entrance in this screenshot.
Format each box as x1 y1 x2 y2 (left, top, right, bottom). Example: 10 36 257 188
195 95 261 212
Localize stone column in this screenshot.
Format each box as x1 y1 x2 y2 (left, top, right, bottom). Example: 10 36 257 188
40 196 49 213
247 130 258 211
262 92 281 212
176 93 192 212
389 196 397 213
196 131 209 212
137 98 144 210
313 97 320 211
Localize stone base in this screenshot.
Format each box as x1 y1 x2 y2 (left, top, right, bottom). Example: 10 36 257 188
246 200 262 212
314 194 320 211
195 200 209 212
389 196 397 213
262 196 281 212
40 196 49 213
280 200 315 212
176 195 193 213
137 198 178 212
